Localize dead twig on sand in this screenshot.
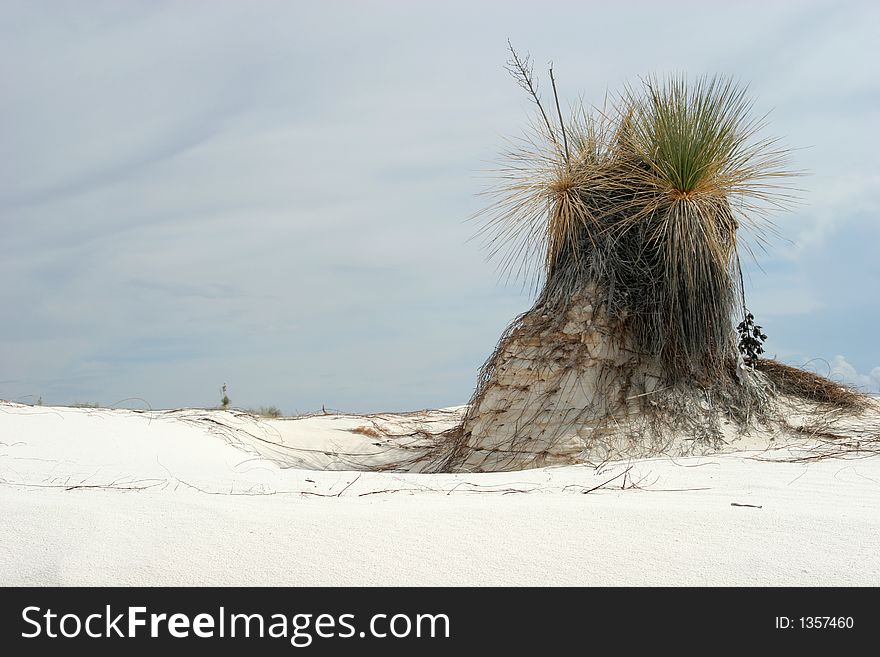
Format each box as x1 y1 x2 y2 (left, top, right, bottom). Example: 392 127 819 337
335 474 362 497
563 466 633 494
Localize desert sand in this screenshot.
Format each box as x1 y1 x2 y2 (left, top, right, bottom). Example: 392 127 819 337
1 400 878 586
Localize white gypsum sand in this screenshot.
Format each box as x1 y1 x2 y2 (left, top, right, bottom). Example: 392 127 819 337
1 400 879 586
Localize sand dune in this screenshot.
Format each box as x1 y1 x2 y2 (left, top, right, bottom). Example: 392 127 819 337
1 401 878 585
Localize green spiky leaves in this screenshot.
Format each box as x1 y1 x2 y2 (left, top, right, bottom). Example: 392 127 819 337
627 76 754 193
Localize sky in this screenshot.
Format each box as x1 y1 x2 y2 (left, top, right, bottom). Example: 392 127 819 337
2 0 878 413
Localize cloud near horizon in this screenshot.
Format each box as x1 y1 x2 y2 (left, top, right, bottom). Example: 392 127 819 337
828 356 880 394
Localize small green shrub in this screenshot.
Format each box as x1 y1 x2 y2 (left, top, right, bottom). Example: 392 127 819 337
250 406 282 418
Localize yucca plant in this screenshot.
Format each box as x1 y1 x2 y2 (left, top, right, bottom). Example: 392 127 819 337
410 47 880 474
478 61 795 384
425 50 808 472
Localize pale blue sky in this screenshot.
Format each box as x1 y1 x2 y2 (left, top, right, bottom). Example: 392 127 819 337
2 0 878 412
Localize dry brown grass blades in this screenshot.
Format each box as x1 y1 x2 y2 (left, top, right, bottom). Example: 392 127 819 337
755 359 867 409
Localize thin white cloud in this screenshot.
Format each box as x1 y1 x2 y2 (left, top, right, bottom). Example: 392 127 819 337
829 356 880 393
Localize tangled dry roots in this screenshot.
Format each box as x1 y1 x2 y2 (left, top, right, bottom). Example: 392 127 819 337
406 292 877 473
415 289 769 473
754 359 866 409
